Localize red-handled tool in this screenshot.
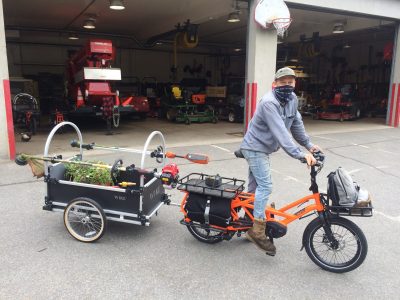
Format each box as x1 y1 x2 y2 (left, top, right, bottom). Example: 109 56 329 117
165 152 209 164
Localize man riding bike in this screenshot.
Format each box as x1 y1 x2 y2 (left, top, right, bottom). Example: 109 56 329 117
240 67 321 256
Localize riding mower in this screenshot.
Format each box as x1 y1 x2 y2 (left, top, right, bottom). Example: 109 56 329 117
161 80 217 125
314 85 362 122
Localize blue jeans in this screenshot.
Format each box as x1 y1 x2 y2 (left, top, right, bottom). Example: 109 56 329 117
241 149 272 219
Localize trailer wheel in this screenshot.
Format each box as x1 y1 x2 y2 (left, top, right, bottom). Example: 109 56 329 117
64 198 107 243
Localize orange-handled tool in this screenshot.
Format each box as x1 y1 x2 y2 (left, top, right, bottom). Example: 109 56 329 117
165 152 209 164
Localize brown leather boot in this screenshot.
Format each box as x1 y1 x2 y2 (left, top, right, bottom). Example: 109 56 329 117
246 218 276 256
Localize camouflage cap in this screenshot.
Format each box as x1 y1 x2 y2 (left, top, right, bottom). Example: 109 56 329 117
274 67 296 80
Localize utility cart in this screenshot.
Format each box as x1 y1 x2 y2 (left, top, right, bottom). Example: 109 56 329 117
41 122 170 242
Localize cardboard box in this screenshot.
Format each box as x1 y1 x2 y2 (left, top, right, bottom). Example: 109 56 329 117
206 86 226 98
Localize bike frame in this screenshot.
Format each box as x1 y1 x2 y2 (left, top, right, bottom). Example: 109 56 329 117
180 165 325 232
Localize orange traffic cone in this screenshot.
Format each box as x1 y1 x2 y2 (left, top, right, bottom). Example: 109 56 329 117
76 89 84 108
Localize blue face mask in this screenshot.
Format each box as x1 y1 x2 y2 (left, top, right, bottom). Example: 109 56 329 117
274 85 294 105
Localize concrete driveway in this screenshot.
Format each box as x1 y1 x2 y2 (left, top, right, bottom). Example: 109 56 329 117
1 118 399 299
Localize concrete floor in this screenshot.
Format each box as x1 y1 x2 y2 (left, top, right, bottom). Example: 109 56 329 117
12 116 388 157
2 115 399 299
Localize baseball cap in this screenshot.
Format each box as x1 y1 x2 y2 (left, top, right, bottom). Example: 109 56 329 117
274 67 296 80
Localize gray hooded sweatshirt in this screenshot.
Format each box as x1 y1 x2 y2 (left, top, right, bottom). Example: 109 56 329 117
240 90 313 160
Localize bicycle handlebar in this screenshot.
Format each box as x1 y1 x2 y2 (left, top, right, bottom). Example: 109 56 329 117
300 151 325 166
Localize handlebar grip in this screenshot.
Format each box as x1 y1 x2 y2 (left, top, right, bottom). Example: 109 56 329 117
300 151 325 164
70 139 93 150
150 150 164 158
70 139 79 148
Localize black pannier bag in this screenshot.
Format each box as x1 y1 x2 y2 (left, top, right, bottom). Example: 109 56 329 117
327 167 359 207
184 193 232 227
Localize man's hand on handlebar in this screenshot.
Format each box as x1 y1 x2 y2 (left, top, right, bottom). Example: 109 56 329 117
304 153 317 166
309 145 323 153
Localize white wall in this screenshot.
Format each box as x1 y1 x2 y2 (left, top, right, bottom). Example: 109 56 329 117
286 0 400 20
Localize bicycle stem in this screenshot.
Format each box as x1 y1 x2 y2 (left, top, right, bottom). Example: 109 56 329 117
309 166 319 194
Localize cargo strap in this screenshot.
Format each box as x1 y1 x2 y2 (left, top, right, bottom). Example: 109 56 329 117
204 197 211 225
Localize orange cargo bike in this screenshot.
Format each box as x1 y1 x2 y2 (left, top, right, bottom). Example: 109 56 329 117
177 152 373 273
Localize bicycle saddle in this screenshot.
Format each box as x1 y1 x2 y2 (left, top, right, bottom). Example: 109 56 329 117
234 149 244 158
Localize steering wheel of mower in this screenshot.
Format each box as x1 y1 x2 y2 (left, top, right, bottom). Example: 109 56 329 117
111 159 123 185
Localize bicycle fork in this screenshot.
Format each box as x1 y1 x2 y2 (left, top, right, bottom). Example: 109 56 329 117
300 212 338 251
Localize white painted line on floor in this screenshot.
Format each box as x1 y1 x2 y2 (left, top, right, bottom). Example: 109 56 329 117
378 149 398 155
313 135 339 141
284 176 299 182
351 143 369 149
375 210 400 222
271 168 284 175
271 170 308 186
210 145 231 152
348 168 363 174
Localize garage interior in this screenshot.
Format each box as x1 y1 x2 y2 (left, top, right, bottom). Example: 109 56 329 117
4 0 397 153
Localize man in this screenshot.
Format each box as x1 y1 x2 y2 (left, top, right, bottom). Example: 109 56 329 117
240 67 321 256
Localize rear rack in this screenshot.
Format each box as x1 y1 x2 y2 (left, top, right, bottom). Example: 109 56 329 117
328 202 373 217
177 173 245 199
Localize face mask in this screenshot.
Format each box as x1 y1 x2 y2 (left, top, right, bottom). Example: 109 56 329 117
274 85 294 105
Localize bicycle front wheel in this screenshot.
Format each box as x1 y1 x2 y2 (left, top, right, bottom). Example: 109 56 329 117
302 216 368 273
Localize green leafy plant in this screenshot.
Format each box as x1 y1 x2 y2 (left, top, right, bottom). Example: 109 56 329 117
65 161 113 186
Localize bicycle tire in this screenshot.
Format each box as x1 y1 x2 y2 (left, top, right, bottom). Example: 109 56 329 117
302 216 368 273
64 198 107 243
186 224 225 244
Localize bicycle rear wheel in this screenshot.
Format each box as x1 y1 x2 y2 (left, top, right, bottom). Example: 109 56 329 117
302 216 368 273
186 224 226 244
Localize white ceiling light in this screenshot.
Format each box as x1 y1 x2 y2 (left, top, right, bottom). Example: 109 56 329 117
68 33 79 40
83 18 96 29
227 0 240 23
343 42 351 49
227 11 240 23
109 0 125 10
332 22 345 34
234 48 242 52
